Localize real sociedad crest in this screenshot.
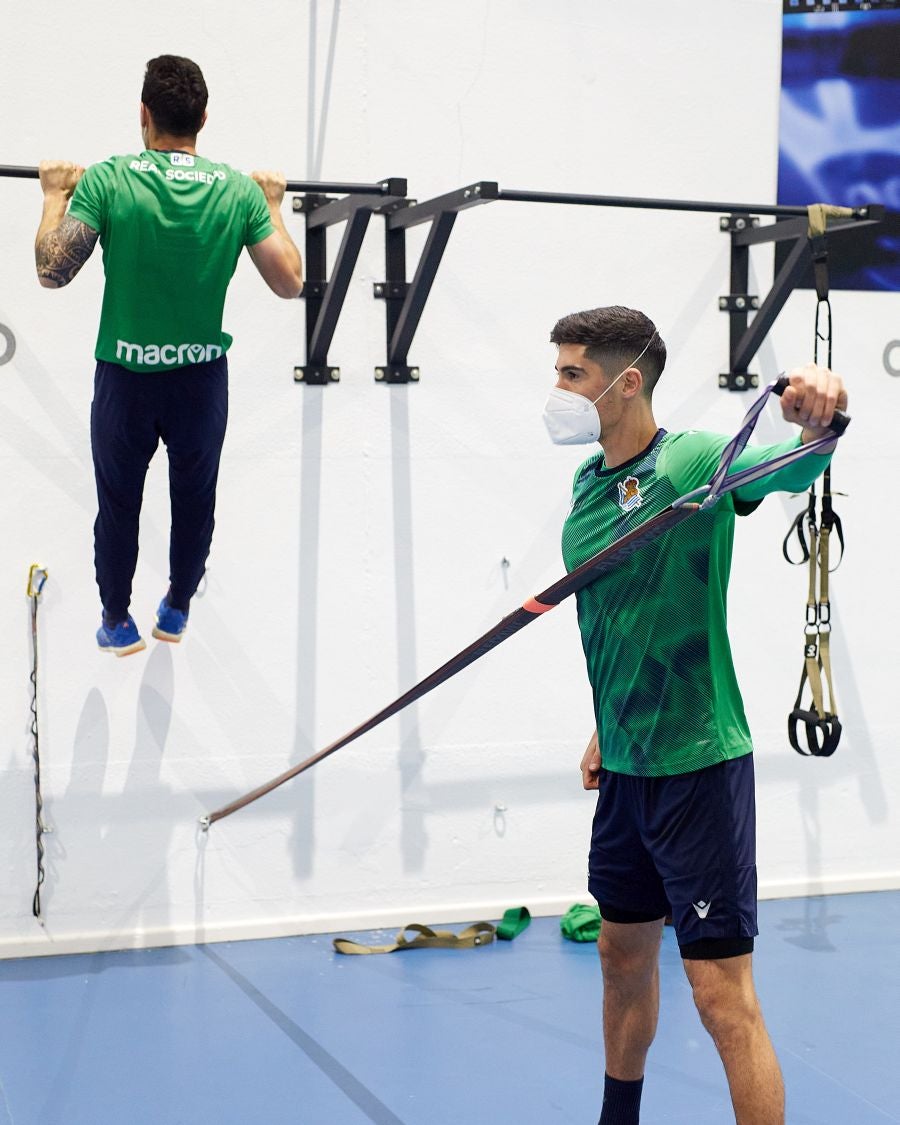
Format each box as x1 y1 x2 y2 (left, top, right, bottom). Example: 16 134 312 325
617 475 642 513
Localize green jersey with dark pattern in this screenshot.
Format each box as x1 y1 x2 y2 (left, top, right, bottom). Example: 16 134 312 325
561 429 832 777
68 151 274 372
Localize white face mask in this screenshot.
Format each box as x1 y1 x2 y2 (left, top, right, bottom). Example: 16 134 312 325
542 332 657 446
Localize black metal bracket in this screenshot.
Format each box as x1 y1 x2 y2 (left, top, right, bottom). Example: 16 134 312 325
292 178 408 385
376 182 499 383
720 205 886 391
719 214 760 234
719 295 761 313
373 281 409 300
374 364 420 384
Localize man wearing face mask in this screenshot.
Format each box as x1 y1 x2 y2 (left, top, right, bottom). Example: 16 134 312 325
545 306 846 1125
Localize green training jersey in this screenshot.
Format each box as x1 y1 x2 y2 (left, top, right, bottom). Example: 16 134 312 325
561 429 831 777
68 151 274 372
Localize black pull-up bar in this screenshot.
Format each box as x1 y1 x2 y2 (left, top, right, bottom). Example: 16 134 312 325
496 186 880 221
0 164 402 198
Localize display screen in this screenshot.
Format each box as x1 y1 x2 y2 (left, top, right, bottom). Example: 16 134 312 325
778 3 900 290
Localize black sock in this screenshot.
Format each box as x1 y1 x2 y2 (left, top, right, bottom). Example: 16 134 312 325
598 1074 643 1124
166 590 190 614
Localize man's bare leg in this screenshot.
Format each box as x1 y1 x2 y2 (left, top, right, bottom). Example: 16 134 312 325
599 918 665 1078
683 953 784 1125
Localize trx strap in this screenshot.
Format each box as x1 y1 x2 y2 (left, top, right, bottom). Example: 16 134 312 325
807 203 853 306
784 476 843 757
781 231 846 759
333 906 530 954
201 377 849 828
27 565 49 918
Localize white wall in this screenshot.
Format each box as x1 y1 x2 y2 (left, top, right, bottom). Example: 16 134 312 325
1 0 897 958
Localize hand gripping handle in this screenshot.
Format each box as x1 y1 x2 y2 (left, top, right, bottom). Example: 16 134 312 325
773 376 850 436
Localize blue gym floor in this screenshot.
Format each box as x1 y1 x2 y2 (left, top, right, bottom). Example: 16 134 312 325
2 891 898 1124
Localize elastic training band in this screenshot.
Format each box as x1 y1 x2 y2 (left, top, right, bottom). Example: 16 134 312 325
201 377 849 828
523 595 555 614
701 377 843 509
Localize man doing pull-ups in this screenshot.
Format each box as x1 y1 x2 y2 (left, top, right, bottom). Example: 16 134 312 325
35 54 302 655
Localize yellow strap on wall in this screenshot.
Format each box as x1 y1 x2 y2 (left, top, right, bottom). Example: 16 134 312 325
807 202 854 239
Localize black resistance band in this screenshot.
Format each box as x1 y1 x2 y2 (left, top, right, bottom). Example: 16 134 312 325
201 377 849 828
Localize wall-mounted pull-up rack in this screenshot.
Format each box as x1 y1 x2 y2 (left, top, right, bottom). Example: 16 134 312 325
291 177 407 384
373 182 499 384
716 208 883 389
355 180 883 389
1 164 885 392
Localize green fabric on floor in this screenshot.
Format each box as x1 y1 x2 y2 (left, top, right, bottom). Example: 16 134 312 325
560 903 602 942
496 906 531 941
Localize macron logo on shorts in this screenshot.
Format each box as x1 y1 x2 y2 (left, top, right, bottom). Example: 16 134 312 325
116 340 223 367
693 900 712 920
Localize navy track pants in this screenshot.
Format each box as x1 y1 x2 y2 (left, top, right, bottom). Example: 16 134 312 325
90 357 229 621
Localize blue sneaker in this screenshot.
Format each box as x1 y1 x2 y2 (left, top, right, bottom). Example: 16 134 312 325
152 597 188 643
97 615 146 657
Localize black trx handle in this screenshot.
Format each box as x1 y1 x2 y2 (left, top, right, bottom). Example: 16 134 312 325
788 705 842 758
782 489 815 565
772 377 850 436
782 485 845 569
819 468 845 569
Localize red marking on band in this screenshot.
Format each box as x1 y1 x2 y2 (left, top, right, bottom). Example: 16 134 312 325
523 595 555 614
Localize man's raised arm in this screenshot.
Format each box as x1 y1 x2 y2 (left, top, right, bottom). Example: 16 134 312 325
35 160 98 288
247 170 303 299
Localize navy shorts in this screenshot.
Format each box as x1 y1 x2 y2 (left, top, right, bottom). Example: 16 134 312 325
588 754 758 959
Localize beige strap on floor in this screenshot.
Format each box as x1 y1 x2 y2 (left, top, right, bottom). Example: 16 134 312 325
334 921 496 955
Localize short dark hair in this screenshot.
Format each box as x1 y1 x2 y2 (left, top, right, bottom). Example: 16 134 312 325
141 55 208 136
550 305 666 396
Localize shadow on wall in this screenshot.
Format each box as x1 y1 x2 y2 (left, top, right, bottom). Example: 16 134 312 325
103 644 177 942
306 0 342 182
0 306 95 514
391 387 428 875
43 646 186 947
829 618 889 827
289 390 321 882
44 687 112 917
287 0 342 883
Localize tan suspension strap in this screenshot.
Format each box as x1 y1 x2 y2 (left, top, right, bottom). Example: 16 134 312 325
807 203 854 303
784 473 844 757
333 907 531 955
807 203 854 237
780 206 848 757
334 922 496 955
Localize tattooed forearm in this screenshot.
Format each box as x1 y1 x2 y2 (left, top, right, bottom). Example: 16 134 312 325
35 215 99 287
